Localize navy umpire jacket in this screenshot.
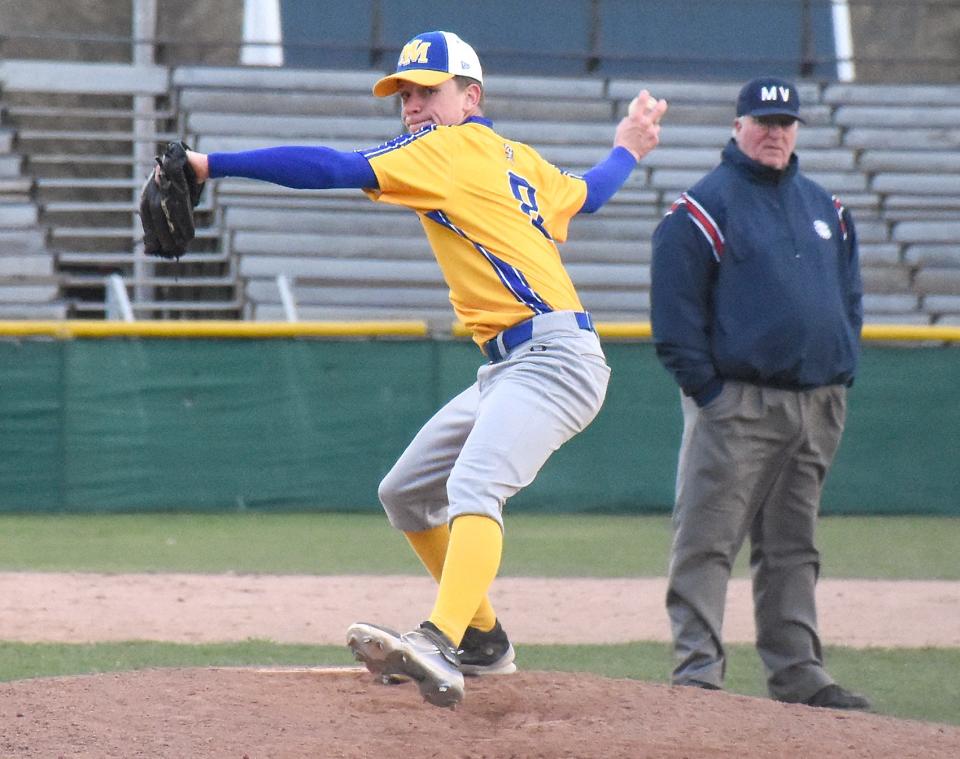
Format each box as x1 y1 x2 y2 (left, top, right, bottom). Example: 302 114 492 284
651 140 863 407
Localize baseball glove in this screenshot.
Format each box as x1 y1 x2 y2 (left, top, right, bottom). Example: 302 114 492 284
139 141 205 259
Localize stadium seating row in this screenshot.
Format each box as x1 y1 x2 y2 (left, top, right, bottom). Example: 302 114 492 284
1 60 959 326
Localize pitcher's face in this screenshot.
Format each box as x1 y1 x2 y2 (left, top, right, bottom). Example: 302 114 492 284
397 79 479 133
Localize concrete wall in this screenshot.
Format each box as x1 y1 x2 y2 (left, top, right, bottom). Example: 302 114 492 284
1 1 959 81
0 0 243 65
851 2 960 83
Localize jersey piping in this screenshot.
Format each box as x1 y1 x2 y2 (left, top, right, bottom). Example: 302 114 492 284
360 125 439 160
425 210 553 316
669 192 725 261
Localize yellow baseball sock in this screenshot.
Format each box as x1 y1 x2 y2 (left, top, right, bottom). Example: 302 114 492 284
427 514 503 645
403 524 449 583
404 524 498 633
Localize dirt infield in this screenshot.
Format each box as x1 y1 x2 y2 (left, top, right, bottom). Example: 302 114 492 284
1 573 959 758
3 573 960 647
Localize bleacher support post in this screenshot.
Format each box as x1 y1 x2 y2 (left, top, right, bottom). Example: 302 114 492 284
132 0 159 306
276 273 299 322
105 273 135 322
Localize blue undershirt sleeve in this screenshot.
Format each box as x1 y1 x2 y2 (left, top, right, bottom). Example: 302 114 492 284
207 146 378 190
579 146 637 214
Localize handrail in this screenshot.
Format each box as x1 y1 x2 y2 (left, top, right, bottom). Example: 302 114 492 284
1 320 958 342
589 322 960 343
860 323 960 342
0 320 429 339
454 320 960 343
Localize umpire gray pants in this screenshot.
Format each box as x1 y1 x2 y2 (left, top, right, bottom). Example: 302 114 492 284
667 381 846 702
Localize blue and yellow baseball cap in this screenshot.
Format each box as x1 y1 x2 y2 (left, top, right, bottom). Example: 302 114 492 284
373 31 483 97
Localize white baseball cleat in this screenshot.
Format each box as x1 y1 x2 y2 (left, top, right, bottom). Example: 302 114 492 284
346 622 405 680
347 621 465 708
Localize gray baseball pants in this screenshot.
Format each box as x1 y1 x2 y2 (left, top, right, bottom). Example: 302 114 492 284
667 381 847 702
379 311 610 532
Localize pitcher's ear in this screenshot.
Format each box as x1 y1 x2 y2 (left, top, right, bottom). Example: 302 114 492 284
466 82 483 109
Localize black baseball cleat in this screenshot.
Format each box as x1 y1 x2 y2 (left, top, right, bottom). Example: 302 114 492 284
804 684 872 711
458 619 517 676
347 621 464 708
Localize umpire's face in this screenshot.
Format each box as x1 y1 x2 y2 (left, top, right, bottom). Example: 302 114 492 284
396 78 483 134
734 115 799 170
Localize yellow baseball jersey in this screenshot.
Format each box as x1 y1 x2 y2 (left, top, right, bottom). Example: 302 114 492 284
361 118 588 346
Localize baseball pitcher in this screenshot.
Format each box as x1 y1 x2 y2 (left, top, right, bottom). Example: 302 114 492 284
140 29 667 708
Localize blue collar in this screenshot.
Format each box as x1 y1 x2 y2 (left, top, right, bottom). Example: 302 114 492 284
462 115 493 128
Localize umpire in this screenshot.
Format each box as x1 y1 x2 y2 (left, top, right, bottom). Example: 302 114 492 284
650 77 869 710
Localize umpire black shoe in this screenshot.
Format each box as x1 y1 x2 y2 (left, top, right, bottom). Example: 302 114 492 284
458 619 517 676
804 684 872 711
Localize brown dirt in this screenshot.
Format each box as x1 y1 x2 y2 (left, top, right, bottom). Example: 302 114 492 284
1 572 959 758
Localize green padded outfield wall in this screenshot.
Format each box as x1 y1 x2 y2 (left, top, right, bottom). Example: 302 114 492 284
0 338 957 514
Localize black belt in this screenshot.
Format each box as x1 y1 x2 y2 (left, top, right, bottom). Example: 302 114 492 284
484 311 595 363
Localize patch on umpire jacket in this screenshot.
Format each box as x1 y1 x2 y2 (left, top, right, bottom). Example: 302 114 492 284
813 219 832 240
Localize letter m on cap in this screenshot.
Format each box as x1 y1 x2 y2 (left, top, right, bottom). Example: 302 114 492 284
399 40 431 66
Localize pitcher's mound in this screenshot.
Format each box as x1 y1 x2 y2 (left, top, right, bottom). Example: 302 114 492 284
2 668 958 758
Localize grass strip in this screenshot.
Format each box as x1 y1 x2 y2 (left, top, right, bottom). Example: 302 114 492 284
0 513 957 579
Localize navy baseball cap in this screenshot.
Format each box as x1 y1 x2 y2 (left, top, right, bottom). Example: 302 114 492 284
373 31 483 97
736 77 806 123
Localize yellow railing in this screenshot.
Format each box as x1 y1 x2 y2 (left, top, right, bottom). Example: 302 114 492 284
1 320 959 343
859 323 960 342
0 320 429 339
451 320 960 343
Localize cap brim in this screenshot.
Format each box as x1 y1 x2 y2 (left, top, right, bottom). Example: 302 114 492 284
372 69 455 97
744 107 806 124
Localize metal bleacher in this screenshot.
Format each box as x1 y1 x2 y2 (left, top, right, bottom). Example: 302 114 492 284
2 60 960 326
0 60 235 319
0 79 61 319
